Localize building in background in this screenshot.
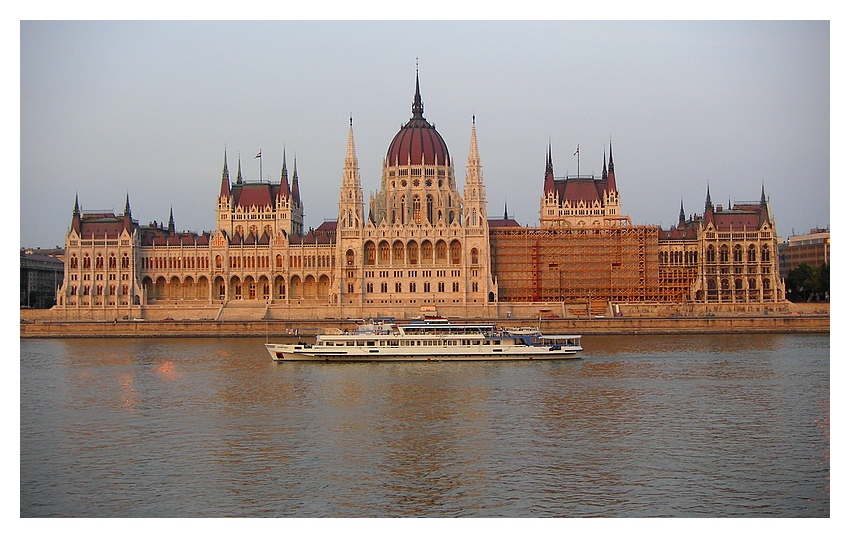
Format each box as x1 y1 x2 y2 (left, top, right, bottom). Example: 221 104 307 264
779 228 830 278
20 248 64 309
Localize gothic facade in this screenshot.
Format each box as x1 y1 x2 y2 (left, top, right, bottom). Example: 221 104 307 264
55 73 785 319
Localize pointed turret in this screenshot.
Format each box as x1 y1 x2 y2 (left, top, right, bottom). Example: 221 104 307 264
123 193 132 232
291 155 301 207
704 183 715 225
606 139 617 193
236 155 243 185
345 116 359 177
543 143 556 194
220 149 231 198
168 207 175 234
602 150 608 181
465 115 483 186
279 148 291 198
71 193 81 234
678 198 686 229
504 202 509 220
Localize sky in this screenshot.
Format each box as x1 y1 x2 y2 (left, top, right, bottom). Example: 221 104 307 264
19 20 830 248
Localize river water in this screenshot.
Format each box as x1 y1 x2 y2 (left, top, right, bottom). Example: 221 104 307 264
20 334 829 517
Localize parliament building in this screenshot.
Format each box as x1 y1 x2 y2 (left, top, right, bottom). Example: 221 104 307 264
56 73 786 320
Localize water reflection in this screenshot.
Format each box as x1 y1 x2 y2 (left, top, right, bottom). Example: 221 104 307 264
20 335 829 517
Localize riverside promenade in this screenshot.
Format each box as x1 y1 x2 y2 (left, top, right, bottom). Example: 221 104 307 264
20 313 828 338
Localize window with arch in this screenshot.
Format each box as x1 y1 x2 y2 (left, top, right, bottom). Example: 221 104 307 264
413 195 421 224
719 245 729 263
450 242 462 265
215 255 222 269
733 245 743 263
761 245 771 262
276 254 283 268
346 249 355 266
470 248 479 265
108 254 117 269
426 195 434 224
706 246 715 263
83 255 91 269
70 255 78 269
748 244 757 263
365 243 376 265
96 254 104 269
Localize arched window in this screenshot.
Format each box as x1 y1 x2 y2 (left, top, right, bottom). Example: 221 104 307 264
70 255 78 269
719 245 729 263
733 245 743 262
470 248 479 265
426 195 434 224
83 255 91 269
761 245 771 262
365 242 376 266
346 249 355 266
706 246 715 263
413 195 421 224
747 244 757 263
95 254 104 269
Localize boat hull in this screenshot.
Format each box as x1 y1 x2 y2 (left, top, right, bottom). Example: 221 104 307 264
265 343 582 362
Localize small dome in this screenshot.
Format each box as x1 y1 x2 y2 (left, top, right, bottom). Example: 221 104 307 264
386 74 450 167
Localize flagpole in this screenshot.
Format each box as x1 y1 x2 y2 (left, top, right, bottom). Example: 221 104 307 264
575 144 580 177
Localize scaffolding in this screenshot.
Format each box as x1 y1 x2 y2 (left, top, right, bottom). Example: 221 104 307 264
490 225 660 304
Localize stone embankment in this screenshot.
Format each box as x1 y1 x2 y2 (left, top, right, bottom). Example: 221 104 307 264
20 314 828 338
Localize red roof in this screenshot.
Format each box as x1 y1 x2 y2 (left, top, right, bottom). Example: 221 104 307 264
232 183 281 210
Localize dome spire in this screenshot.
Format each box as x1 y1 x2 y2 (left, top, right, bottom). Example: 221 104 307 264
412 59 424 120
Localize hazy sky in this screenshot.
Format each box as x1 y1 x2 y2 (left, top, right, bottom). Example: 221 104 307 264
20 20 829 248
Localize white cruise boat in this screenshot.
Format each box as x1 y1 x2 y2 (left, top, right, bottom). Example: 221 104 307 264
264 318 582 362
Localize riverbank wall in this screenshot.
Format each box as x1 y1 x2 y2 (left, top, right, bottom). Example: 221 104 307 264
20 313 829 338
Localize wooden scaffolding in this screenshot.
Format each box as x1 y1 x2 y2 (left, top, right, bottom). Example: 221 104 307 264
490 225 660 304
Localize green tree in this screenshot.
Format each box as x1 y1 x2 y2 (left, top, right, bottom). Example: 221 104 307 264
786 263 829 302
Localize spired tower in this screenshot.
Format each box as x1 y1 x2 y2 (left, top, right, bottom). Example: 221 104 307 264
337 118 365 306
539 140 623 227
340 69 495 314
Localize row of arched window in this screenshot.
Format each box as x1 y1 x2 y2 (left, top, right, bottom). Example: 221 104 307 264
69 253 131 270
705 244 771 264
353 240 478 267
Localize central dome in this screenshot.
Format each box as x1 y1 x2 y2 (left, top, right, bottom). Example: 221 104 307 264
386 74 450 167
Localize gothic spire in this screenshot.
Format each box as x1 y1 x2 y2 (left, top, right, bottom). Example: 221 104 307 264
678 198 686 228
291 155 301 206
168 207 175 234
465 114 483 186
236 154 243 185
345 116 359 172
220 148 231 198
280 147 291 198
124 192 131 217
602 149 608 181
73 193 80 218
543 142 556 194
705 183 713 210
504 201 508 221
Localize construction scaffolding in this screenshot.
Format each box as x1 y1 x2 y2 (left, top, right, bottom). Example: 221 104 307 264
490 225 660 305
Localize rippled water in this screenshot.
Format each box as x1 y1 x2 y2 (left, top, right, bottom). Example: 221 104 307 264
20 334 829 517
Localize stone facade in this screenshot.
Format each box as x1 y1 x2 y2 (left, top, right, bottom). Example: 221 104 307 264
53 74 786 321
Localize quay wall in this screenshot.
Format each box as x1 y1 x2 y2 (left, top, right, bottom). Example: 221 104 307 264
20 314 829 338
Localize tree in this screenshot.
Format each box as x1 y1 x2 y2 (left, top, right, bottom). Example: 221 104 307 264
786 263 829 302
